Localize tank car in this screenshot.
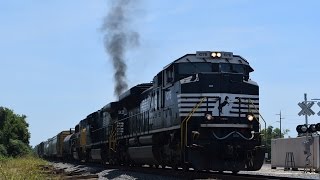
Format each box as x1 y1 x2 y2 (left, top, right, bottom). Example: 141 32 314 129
41 130 74 159
34 142 44 158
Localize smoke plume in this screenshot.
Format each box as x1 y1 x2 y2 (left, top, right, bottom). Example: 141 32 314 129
102 0 140 98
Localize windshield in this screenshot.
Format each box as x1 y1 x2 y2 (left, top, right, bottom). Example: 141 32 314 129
178 63 246 74
220 63 245 74
178 63 212 74
176 62 250 81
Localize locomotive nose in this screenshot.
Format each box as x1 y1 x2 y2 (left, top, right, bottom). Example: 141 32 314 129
201 73 243 94
180 73 244 94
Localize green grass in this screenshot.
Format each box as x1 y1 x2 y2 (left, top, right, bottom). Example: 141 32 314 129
0 156 58 180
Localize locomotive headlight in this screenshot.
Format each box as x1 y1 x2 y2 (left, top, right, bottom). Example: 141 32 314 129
247 114 254 121
217 52 222 57
211 52 217 57
205 114 213 120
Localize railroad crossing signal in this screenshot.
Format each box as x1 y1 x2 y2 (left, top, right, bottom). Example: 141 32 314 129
296 123 320 133
298 101 315 116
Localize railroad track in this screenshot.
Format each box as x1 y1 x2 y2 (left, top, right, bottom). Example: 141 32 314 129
113 165 310 180
51 161 314 180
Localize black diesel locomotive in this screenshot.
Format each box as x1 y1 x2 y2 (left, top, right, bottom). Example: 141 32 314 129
35 51 265 173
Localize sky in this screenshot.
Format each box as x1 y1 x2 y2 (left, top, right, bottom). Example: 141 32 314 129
1 0 320 146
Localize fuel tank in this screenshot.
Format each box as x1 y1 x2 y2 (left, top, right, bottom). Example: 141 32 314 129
128 145 157 165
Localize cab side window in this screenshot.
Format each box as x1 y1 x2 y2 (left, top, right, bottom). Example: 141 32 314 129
164 66 174 85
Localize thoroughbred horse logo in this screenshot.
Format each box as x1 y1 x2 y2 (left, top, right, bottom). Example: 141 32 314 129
218 96 229 114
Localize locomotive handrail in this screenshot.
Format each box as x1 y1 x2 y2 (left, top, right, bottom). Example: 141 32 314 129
90 110 149 137
93 105 176 136
180 97 206 161
185 97 207 146
248 98 267 144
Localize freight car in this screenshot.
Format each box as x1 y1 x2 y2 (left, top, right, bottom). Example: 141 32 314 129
34 142 44 158
36 51 265 173
40 130 73 159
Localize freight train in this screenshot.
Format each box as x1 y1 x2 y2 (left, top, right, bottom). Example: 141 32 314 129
34 51 265 173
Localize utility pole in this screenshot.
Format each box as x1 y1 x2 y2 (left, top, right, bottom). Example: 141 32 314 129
276 110 284 138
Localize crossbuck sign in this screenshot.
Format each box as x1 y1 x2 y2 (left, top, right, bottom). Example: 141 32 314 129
318 102 320 116
298 101 315 116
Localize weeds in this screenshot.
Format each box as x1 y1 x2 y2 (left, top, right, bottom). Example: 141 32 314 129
0 156 56 180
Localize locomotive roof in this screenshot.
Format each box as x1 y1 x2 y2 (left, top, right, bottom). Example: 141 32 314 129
102 102 118 112
119 83 153 101
163 51 251 70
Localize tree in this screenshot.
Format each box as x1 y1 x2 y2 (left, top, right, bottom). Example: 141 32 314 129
0 107 31 157
0 144 7 157
261 125 290 160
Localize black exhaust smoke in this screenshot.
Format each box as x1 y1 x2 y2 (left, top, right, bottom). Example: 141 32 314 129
102 0 140 98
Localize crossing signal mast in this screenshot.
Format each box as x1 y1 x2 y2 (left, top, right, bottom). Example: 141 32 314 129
296 93 320 172
296 94 320 135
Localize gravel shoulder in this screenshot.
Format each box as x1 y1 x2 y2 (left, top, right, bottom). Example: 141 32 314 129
51 162 180 180
50 162 320 180
239 163 320 180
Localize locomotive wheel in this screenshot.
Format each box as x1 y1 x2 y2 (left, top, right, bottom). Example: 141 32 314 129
232 170 239 174
85 151 90 163
246 157 255 170
183 163 189 171
172 164 178 170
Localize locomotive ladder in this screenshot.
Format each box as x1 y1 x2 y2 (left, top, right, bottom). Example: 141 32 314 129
109 123 117 153
180 97 206 162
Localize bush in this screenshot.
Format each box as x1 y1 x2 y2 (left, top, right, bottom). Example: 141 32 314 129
7 139 31 157
0 144 8 157
0 107 31 157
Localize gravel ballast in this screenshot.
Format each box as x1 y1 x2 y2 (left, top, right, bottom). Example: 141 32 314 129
51 162 320 180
